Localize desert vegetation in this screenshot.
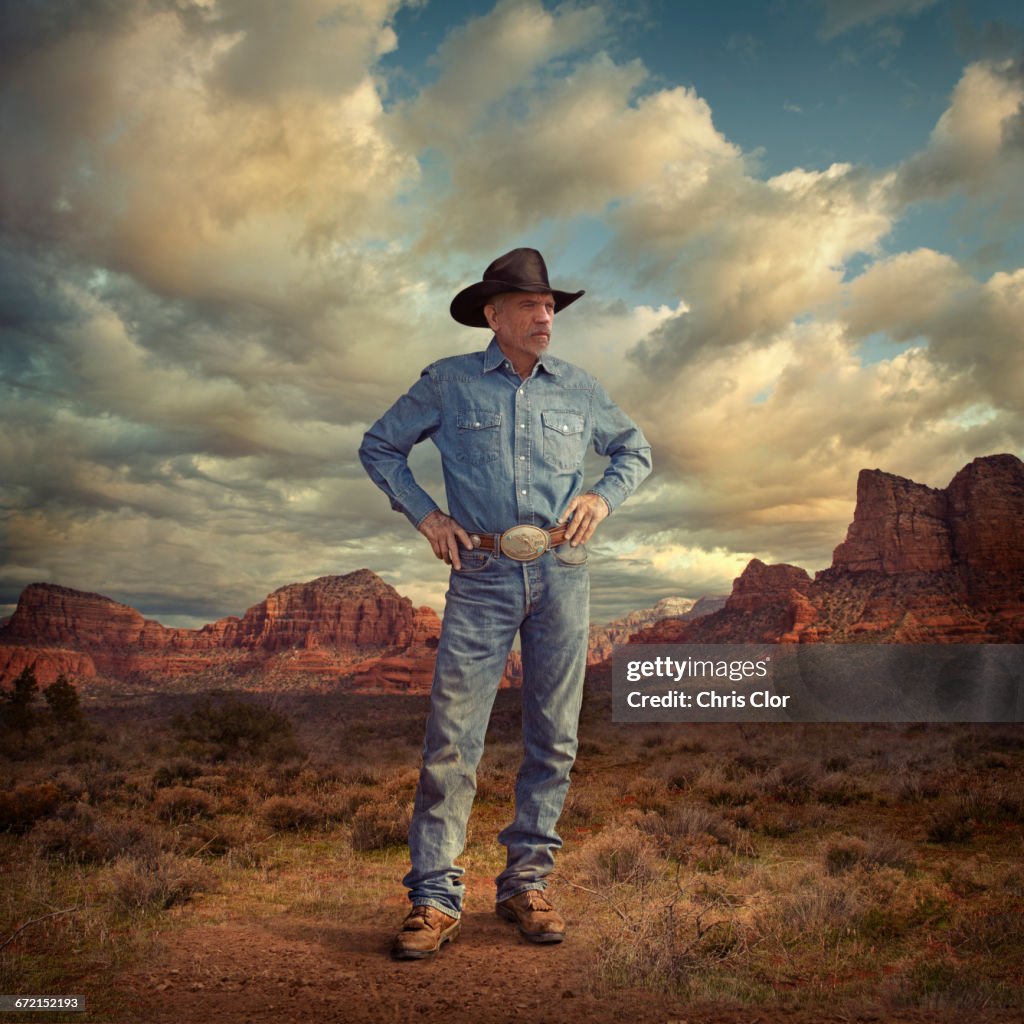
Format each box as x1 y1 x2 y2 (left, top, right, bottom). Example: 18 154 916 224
1 670 1022 1020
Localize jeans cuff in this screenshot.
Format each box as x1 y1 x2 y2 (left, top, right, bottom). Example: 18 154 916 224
495 882 546 904
411 897 461 920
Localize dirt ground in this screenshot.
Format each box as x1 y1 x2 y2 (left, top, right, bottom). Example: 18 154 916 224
114 894 1020 1024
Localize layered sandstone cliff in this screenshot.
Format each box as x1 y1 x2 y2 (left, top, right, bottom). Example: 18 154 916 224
634 454 1024 646
0 571 443 691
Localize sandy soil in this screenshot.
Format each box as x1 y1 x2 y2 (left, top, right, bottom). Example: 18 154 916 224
114 899 1017 1024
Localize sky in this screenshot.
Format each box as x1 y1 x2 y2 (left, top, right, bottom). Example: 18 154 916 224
1 0 1022 628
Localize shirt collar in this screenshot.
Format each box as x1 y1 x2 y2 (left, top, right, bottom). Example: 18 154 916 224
482 336 561 377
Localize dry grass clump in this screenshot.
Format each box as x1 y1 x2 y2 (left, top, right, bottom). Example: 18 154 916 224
349 800 412 852
102 851 210 913
0 782 64 832
567 824 661 889
152 785 215 823
32 804 158 865
260 795 327 832
690 765 758 807
822 831 913 875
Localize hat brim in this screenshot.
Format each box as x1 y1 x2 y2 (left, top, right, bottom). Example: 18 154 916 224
450 280 585 328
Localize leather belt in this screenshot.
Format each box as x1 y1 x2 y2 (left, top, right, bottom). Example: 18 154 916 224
469 524 569 562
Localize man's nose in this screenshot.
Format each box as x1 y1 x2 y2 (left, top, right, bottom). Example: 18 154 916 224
535 306 552 323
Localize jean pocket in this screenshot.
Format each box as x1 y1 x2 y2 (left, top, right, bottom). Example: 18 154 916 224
456 411 501 465
552 541 588 566
453 550 494 573
541 410 586 471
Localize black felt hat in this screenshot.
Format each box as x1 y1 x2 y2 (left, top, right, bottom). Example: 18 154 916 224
449 248 585 328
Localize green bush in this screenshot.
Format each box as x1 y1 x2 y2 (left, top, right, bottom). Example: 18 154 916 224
171 697 302 760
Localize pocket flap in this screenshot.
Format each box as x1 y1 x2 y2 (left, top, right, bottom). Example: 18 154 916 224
457 411 501 429
542 411 585 435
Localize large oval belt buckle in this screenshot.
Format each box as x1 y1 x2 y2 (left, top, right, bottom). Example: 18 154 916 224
499 525 550 562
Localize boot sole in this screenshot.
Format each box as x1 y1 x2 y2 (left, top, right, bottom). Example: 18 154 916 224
496 904 565 943
391 921 461 960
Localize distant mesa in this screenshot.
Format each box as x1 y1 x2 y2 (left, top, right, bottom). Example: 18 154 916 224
634 453 1024 646
3 454 1022 693
0 570 450 694
588 595 726 663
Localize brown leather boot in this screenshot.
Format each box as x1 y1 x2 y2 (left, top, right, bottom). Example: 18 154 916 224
391 905 461 960
496 890 566 943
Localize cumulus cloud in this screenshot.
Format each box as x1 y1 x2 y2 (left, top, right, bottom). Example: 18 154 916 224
896 59 1024 205
846 250 1024 412
1 1 1021 628
0 3 417 302
615 162 895 374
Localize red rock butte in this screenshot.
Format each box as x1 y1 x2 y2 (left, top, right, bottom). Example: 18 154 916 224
0 570 448 692
632 453 1024 646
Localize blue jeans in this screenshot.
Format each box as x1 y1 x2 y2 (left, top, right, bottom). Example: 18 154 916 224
403 543 590 918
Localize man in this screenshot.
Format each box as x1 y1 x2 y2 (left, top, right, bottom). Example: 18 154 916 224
359 248 651 959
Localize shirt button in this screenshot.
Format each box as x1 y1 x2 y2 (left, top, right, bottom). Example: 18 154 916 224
519 423 526 428
521 489 527 495
474 421 481 427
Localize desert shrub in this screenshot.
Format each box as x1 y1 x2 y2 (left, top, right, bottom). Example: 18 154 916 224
32 804 154 864
152 758 204 788
0 782 63 832
350 800 411 852
561 786 604 827
824 836 869 876
570 825 661 889
261 795 323 832
815 773 870 806
824 831 912 876
593 890 755 999
171 697 302 760
153 786 214 823
761 759 817 804
926 796 977 844
104 851 210 912
888 957 1018 1010
174 820 243 858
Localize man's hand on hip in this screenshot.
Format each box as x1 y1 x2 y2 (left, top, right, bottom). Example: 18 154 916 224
418 510 474 570
560 492 609 546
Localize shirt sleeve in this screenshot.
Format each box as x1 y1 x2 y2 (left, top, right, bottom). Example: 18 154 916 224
358 368 443 529
587 380 653 513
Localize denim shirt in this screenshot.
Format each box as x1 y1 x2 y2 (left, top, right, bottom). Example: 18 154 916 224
359 337 652 535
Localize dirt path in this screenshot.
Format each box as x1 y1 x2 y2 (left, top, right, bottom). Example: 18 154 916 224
114 901 1005 1024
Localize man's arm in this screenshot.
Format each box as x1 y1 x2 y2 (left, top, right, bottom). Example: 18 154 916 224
358 369 445 528
358 369 475 569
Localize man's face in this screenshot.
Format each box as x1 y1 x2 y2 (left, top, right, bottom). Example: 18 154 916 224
485 291 555 367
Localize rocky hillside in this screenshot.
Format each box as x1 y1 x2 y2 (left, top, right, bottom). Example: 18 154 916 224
634 454 1024 645
0 571 447 693
587 595 726 663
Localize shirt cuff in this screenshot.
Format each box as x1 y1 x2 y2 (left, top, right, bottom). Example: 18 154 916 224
395 486 441 530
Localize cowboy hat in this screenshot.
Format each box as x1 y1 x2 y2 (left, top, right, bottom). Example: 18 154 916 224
449 248 585 328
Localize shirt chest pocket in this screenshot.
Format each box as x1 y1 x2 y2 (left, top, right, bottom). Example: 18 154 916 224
456 411 501 465
542 410 586 471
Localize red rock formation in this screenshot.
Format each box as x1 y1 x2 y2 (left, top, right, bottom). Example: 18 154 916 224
0 646 98 686
831 470 952 573
631 454 1024 647
0 570 442 691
